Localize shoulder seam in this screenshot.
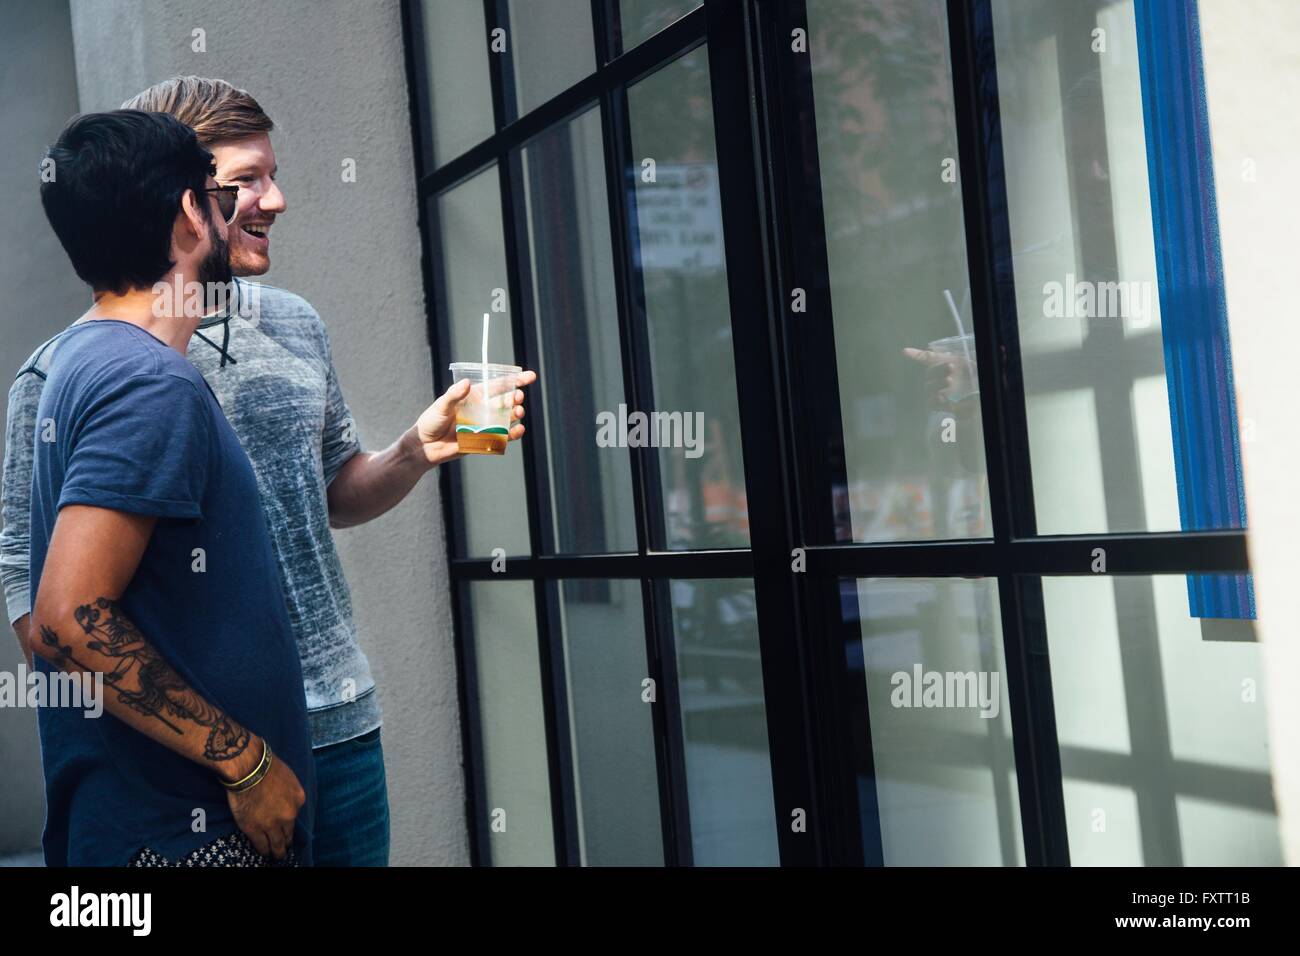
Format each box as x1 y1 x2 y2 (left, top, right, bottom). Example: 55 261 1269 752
13 331 68 383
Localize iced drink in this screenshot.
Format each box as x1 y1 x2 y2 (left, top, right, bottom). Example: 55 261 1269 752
449 362 521 455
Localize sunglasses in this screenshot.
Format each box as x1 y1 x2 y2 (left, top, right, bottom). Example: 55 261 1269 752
203 184 240 225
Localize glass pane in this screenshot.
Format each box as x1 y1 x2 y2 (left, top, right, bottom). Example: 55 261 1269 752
992 0 1190 534
418 0 496 168
1042 575 1280 865
850 578 1022 865
667 578 779 865
467 581 554 865
433 167 530 557
619 0 700 51
806 0 992 543
507 0 596 117
556 579 663 864
628 51 750 550
521 109 637 554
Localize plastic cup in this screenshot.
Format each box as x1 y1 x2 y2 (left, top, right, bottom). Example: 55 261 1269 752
449 362 521 455
925 334 978 403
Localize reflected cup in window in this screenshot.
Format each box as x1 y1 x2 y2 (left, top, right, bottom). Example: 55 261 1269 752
925 334 979 404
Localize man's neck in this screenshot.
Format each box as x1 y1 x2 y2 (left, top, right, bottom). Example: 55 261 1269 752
84 283 204 354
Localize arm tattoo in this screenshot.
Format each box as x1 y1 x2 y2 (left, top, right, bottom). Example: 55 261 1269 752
39 597 251 764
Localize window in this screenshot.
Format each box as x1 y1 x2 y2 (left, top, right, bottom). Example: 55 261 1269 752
402 0 1268 866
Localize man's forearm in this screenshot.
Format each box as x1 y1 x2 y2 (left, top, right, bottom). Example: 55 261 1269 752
10 613 31 668
327 425 436 529
32 596 261 782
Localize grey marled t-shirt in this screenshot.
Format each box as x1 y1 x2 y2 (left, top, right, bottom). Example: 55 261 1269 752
1 279 380 747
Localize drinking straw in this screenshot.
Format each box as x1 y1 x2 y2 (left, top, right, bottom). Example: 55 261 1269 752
481 312 490 408
942 288 966 338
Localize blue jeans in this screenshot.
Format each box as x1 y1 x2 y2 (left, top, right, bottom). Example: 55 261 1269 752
311 726 391 866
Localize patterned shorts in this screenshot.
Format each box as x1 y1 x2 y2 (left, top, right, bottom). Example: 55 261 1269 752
128 830 298 867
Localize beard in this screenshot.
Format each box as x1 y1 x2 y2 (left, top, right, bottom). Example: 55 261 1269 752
197 215 233 310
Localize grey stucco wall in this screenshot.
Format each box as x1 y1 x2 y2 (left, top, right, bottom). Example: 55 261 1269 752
64 0 466 865
0 0 86 857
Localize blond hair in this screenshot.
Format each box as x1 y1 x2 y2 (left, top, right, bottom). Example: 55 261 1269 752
122 75 273 146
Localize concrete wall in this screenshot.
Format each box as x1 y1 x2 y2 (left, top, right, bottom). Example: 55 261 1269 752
1201 0 1300 864
0 0 86 857
0 0 465 864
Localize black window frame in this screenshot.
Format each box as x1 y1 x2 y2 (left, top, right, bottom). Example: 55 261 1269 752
400 0 1253 867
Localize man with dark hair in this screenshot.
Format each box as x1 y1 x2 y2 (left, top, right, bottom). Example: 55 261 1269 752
26 109 315 866
3 77 538 866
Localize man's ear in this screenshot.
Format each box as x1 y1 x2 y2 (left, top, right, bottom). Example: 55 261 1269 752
178 188 208 242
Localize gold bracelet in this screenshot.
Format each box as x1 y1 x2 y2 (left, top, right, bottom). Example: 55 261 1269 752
225 742 272 793
222 738 272 793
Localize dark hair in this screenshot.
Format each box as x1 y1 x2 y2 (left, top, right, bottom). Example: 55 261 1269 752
40 110 217 294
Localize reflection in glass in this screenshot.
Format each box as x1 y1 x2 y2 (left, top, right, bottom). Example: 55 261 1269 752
993 0 1182 534
556 579 663 864
619 0 700 52
521 110 637 554
434 168 530 556
1043 575 1280 865
806 0 992 543
467 582 554 865
507 0 596 117
418 0 495 167
668 578 778 864
628 51 750 550
850 578 1022 865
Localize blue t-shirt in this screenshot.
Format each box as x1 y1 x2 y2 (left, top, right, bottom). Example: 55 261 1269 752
28 319 315 866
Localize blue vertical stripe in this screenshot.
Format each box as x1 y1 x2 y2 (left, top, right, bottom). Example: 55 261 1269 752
1133 0 1254 619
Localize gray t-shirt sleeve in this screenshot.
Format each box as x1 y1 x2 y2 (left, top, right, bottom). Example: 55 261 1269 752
317 313 361 486
1 370 44 624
